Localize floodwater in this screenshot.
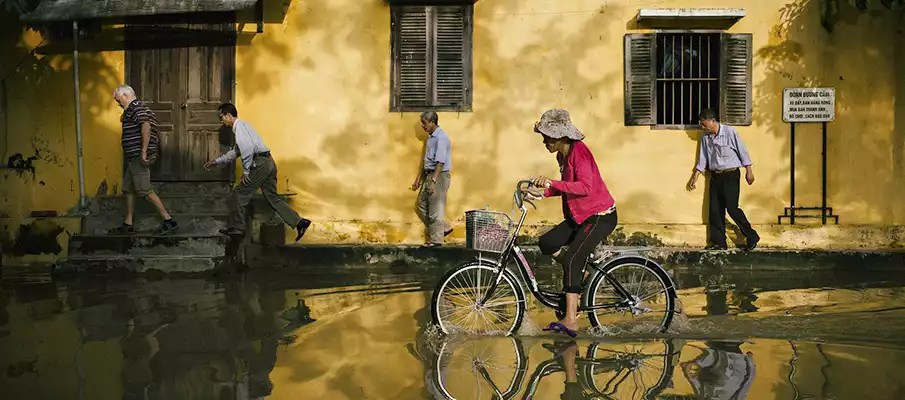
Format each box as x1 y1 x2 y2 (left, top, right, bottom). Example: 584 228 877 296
2 263 905 399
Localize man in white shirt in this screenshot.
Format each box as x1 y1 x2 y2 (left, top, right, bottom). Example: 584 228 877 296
204 103 311 241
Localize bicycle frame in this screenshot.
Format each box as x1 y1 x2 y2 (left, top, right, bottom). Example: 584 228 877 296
477 181 640 313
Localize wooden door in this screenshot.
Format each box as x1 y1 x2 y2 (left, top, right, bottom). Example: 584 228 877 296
125 24 235 182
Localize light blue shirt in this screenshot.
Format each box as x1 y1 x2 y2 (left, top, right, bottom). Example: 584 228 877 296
424 127 451 172
695 124 753 173
215 119 270 175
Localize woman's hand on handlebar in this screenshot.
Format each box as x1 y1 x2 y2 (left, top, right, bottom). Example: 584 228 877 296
521 186 544 201
532 176 553 189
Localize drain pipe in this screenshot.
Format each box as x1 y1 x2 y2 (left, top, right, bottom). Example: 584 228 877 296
73 20 87 210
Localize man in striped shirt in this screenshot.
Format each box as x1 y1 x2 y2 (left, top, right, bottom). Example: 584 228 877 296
110 85 178 235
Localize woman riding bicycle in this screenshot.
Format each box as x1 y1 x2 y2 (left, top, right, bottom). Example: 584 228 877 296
524 108 618 338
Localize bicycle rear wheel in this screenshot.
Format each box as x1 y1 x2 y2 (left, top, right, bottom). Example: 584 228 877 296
582 338 681 399
431 262 526 336
582 257 677 334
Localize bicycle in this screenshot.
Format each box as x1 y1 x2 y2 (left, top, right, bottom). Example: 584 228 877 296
427 335 683 400
430 180 679 336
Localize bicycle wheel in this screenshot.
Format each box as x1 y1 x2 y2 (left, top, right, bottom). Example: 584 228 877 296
430 336 528 400
582 338 681 399
431 262 526 336
582 257 677 333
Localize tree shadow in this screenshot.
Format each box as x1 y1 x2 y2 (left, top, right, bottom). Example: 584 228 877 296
752 0 905 224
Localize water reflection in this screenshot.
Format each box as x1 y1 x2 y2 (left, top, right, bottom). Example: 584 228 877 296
2 266 905 399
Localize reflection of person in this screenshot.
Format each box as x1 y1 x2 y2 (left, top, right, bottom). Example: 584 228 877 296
410 111 453 247
110 85 178 235
681 341 756 400
204 103 311 241
524 109 617 338
686 109 759 251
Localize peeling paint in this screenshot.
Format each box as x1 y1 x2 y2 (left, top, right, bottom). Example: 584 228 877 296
6 151 40 178
1 219 65 256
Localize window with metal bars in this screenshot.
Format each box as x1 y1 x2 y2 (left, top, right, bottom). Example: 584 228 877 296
390 5 473 112
624 32 753 128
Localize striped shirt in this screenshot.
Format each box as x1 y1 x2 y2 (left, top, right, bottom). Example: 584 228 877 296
121 99 158 160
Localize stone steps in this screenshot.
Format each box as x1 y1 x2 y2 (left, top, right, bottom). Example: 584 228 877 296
68 233 230 257
82 213 230 235
55 254 228 275
93 195 231 215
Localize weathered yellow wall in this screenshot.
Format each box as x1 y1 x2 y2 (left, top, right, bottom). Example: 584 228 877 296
1 0 903 253
233 0 905 246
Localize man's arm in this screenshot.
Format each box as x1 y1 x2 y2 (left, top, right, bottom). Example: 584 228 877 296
732 128 755 184
140 122 151 160
214 149 237 165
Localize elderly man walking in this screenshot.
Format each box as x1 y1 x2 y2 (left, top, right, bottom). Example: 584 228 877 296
204 103 311 242
410 111 452 247
687 109 760 250
109 85 178 235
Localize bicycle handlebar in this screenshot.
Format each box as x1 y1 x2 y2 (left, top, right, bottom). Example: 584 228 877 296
514 179 539 210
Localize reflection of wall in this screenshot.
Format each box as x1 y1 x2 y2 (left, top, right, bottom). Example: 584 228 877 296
1 1 903 252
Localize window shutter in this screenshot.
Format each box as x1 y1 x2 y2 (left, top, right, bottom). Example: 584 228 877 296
393 7 430 109
433 6 470 109
720 33 753 125
623 33 656 126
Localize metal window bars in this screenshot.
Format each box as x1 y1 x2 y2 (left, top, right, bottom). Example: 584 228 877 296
656 33 719 126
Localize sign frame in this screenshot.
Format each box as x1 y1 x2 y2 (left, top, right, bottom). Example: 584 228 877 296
782 87 835 123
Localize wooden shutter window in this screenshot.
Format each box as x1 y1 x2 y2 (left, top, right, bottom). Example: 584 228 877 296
624 33 656 126
434 6 468 107
720 33 753 125
396 7 430 107
391 5 473 112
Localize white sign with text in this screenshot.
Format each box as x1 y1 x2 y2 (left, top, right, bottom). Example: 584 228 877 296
783 88 835 122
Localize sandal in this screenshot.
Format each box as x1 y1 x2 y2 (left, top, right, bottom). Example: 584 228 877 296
421 242 442 248
542 322 578 338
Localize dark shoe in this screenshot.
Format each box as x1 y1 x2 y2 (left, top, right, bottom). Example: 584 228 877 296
108 223 134 235
219 227 245 236
444 228 453 237
705 244 728 250
746 236 760 251
295 218 311 242
156 219 179 235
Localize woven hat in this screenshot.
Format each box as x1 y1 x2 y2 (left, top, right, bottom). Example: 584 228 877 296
534 109 584 141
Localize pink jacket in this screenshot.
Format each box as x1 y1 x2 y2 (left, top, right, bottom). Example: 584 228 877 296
543 140 616 225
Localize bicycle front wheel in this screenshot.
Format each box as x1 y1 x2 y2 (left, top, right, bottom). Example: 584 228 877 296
431 262 526 336
583 257 677 333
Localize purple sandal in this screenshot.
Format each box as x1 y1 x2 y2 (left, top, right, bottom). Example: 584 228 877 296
542 322 578 338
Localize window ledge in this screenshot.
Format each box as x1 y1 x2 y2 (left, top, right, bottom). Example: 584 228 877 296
638 8 746 22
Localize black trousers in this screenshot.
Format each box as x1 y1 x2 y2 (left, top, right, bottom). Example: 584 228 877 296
708 169 758 247
539 211 618 294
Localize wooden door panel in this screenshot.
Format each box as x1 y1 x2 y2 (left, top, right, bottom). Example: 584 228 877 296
125 22 234 182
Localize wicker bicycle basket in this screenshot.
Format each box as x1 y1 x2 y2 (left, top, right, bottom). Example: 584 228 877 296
465 209 514 254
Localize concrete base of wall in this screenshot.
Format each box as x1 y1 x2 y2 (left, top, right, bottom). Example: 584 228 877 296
264 220 905 251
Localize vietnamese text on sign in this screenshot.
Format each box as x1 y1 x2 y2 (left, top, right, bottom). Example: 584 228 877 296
782 88 835 123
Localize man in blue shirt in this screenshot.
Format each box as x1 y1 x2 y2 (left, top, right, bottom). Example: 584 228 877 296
410 111 452 247
687 109 760 250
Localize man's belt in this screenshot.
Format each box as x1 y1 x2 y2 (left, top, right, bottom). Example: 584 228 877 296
711 167 738 174
255 152 271 157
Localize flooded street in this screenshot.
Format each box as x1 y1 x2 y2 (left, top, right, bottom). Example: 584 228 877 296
2 263 905 399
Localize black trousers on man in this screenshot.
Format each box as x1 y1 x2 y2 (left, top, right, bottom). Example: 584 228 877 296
708 169 758 247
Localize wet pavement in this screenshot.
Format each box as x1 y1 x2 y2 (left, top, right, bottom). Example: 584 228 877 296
2 261 905 399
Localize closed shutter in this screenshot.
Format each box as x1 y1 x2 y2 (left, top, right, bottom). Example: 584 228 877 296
391 5 473 111
623 33 656 126
394 7 430 108
720 33 753 125
434 6 469 108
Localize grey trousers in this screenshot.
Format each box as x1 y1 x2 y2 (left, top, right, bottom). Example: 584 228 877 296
417 170 451 243
229 154 302 231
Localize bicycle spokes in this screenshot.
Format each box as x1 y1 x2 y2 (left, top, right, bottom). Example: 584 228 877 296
435 264 523 335
588 262 674 333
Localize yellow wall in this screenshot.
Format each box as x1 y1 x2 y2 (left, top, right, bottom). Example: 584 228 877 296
1 0 903 250
233 0 905 245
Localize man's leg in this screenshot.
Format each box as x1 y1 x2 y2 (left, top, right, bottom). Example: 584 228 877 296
227 173 262 234
130 159 177 234
427 172 451 244
260 157 310 241
724 170 759 248
111 159 137 234
708 174 728 248
125 193 135 226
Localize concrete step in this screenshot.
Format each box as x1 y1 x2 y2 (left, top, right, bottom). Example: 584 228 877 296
82 213 229 235
68 233 230 257
93 195 231 215
55 255 228 275
99 181 233 196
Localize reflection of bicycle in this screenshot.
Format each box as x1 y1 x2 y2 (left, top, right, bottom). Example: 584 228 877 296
431 180 679 336
430 336 683 400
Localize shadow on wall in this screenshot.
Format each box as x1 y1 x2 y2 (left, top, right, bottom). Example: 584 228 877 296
752 0 905 224
0 9 122 216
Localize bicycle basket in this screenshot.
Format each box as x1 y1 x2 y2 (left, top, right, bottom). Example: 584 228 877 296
465 209 513 254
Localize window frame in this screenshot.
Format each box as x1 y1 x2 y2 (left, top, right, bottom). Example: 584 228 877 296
389 4 474 113
624 29 753 130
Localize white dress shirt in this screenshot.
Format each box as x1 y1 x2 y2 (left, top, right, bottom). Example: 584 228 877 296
215 119 270 175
